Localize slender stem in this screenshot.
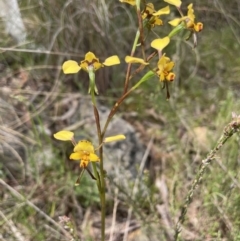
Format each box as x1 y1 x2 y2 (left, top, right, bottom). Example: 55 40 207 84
91 87 96 106
93 106 102 146
174 118 240 240
168 22 185 38
89 77 101 192
91 106 102 194
92 105 106 241
89 68 106 241
123 29 140 93
99 145 105 241
102 88 133 138
93 106 106 241
102 69 155 139
137 8 145 61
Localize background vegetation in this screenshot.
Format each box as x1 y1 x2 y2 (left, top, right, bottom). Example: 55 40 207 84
1 0 240 240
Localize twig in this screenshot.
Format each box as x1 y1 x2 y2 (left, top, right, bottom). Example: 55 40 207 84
174 116 240 240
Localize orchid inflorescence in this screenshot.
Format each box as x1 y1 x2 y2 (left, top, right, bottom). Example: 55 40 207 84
56 0 203 181
54 130 125 184
61 0 202 99
54 1 203 240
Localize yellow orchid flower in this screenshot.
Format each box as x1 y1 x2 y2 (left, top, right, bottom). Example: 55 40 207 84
70 140 100 168
53 130 98 168
151 36 170 51
119 0 136 6
168 3 203 32
125 56 149 65
157 54 175 82
54 131 126 168
141 3 170 28
54 130 98 168
164 0 182 8
120 1 171 27
62 52 120 74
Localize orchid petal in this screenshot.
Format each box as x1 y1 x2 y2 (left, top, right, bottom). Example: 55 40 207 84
151 37 170 50
153 6 170 16
103 55 120 66
62 60 81 74
119 0 136 6
104 135 126 143
125 56 149 65
163 0 182 8
54 130 74 141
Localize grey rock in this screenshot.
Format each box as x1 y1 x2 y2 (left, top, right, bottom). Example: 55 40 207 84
72 97 145 178
0 94 145 181
0 0 26 43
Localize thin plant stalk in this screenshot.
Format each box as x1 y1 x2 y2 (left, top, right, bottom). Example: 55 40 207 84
123 28 140 93
89 73 106 241
102 70 155 138
93 104 105 241
136 7 145 61
174 117 240 240
87 22 146 241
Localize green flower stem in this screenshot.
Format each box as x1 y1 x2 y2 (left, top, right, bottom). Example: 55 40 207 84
131 70 155 91
174 118 240 240
88 72 101 192
92 130 106 241
132 26 140 52
93 105 106 241
137 8 146 61
123 29 140 93
91 107 102 201
93 105 102 147
89 69 106 241
99 146 106 241
89 70 97 106
136 0 140 10
168 22 185 38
